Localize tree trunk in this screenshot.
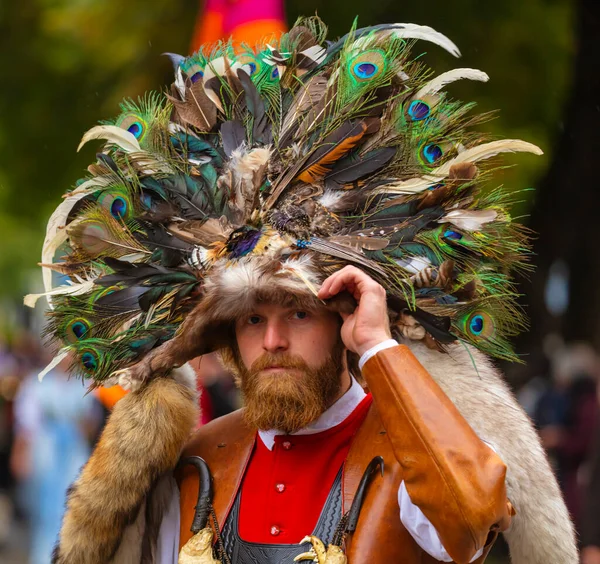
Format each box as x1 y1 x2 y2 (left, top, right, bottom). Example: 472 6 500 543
515 0 600 373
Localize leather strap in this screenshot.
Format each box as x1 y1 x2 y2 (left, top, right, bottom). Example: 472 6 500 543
342 403 418 562
176 409 256 551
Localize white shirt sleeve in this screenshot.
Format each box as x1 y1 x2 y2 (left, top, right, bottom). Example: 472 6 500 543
358 339 398 370
398 481 484 562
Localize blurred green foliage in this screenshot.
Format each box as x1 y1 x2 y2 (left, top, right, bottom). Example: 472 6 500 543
0 0 573 299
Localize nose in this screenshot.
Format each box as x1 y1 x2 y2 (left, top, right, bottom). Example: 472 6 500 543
262 318 289 354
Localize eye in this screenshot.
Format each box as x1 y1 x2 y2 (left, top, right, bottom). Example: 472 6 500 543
292 311 308 320
248 315 262 325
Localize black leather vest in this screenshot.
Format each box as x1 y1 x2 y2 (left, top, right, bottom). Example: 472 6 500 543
220 467 343 563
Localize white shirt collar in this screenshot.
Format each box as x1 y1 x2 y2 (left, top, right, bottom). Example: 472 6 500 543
258 376 367 451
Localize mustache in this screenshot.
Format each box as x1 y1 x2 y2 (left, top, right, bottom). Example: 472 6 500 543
250 353 310 373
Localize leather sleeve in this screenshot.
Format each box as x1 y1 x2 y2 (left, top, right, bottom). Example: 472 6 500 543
361 345 512 564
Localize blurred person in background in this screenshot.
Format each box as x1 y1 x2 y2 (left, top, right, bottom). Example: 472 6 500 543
10 352 102 563
189 353 239 425
580 381 600 564
535 343 599 530
0 337 19 551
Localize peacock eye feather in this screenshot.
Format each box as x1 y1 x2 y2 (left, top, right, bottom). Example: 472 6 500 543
187 63 205 83
443 229 463 241
180 57 205 83
348 50 386 83
117 114 147 142
111 197 127 219
66 318 92 343
465 311 496 339
236 53 262 77
470 314 484 335
422 143 443 164
80 349 99 373
96 191 132 220
354 62 377 79
408 100 431 121
271 66 279 80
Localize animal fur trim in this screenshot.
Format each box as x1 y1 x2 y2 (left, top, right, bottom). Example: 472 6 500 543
120 256 347 383
406 340 578 564
52 365 198 564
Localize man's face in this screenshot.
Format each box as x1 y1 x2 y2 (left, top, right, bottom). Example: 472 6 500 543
233 302 345 433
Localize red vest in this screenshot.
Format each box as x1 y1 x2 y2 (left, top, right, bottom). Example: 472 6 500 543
238 394 372 542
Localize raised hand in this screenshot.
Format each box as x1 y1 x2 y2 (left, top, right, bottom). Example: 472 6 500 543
318 266 392 356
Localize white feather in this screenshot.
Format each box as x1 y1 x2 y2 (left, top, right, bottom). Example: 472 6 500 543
415 68 489 99
318 190 346 210
41 182 109 303
77 125 141 153
37 349 70 382
24 280 95 309
175 66 186 99
353 24 461 58
300 45 327 65
202 56 242 114
395 256 432 274
391 24 461 57
377 140 543 195
439 209 498 231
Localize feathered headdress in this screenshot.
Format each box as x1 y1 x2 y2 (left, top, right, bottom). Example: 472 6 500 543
29 16 542 386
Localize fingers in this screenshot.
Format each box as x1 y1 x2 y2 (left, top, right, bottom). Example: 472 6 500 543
318 265 381 300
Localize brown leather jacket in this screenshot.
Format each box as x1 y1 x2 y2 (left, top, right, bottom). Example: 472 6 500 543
178 345 513 563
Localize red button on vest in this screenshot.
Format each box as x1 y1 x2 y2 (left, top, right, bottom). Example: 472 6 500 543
282 441 292 450
275 483 285 493
270 526 280 536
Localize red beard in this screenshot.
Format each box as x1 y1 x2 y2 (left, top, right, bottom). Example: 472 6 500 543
238 344 344 434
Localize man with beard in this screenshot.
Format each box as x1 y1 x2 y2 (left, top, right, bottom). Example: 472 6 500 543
47 17 578 564
173 266 512 564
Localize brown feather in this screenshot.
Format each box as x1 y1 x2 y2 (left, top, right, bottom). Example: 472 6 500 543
417 162 479 210
281 74 329 135
297 122 368 184
167 81 217 132
167 218 230 246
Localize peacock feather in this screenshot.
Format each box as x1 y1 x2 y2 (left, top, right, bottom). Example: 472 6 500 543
31 16 543 382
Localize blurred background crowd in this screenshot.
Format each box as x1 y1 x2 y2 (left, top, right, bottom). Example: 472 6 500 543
0 0 598 562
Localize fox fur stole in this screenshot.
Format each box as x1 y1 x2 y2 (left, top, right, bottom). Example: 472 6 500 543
52 365 198 564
